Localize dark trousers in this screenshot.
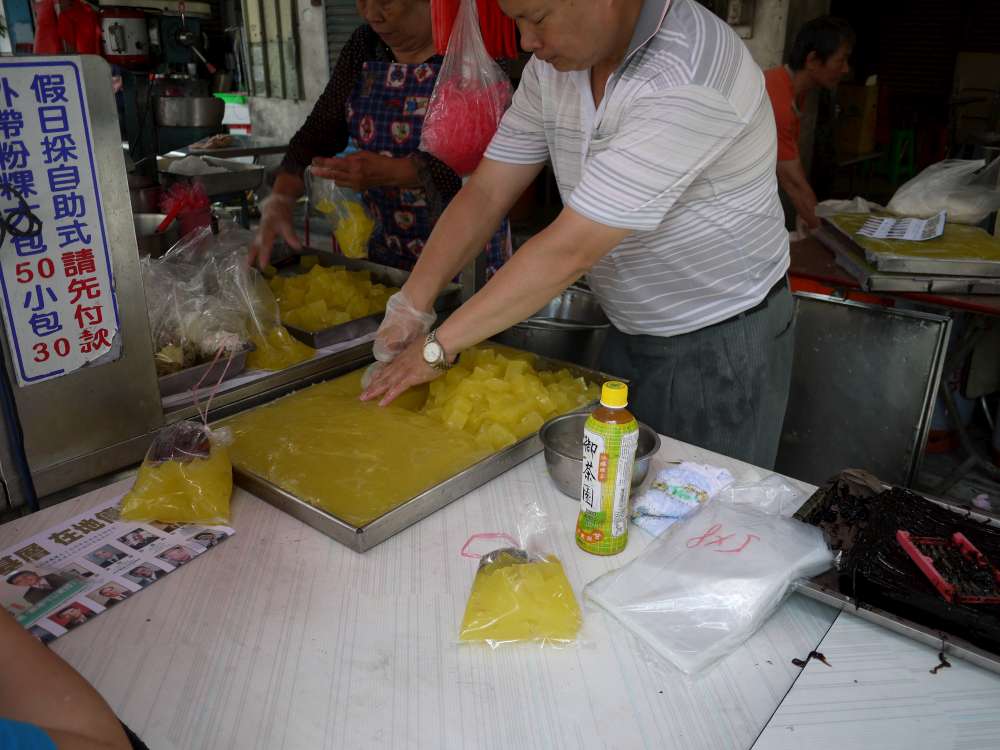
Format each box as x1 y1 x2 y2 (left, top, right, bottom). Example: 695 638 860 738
598 283 795 469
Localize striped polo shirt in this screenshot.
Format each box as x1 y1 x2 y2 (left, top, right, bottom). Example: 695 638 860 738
485 0 788 337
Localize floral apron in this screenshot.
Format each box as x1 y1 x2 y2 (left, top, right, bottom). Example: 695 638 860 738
347 60 510 274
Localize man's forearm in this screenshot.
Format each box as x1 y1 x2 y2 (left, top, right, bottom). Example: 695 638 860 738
777 168 819 228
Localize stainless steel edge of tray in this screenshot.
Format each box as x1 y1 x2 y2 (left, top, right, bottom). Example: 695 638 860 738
794 482 1000 675
157 346 251 397
274 251 462 349
231 348 622 552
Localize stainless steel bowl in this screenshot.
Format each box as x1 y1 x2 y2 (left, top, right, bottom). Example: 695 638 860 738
539 412 661 499
493 287 610 369
133 214 180 258
154 96 225 127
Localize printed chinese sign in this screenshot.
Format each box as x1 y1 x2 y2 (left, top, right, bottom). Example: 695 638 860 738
1 498 234 643
0 60 120 386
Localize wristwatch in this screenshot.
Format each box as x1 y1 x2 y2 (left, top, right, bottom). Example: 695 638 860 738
422 329 452 371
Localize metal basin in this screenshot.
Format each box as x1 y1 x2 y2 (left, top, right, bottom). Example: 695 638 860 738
493 287 610 369
154 96 225 127
539 412 661 500
133 214 180 258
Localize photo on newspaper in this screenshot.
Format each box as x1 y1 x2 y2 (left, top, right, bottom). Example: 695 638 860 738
1 500 234 642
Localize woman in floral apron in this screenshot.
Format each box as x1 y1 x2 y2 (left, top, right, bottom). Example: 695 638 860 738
252 0 511 277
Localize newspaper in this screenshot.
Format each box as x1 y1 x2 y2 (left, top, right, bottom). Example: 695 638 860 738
1 498 233 643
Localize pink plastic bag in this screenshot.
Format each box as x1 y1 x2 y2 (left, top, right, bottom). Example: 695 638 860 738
420 0 513 176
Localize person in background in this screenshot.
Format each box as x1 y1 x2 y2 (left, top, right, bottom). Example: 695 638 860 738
0 609 130 748
764 16 854 231
365 0 794 469
249 0 511 275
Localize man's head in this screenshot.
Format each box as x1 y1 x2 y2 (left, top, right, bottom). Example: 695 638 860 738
500 0 643 71
6 570 40 587
99 585 125 598
788 16 854 89
131 565 155 578
94 549 116 560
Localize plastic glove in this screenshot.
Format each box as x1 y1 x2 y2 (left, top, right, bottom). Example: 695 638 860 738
372 291 436 363
249 193 301 269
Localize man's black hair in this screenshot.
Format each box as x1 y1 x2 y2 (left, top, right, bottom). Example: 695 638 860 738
788 16 855 71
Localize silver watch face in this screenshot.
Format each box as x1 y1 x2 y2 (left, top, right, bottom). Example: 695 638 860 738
423 340 443 364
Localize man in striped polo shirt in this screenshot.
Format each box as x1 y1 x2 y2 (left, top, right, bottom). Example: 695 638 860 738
364 0 793 468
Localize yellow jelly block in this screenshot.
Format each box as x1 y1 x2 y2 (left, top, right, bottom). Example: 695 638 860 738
459 553 582 644
120 442 232 525
300 254 319 270
334 201 375 258
248 326 314 371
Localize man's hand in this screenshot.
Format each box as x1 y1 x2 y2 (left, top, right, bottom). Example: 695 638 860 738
249 193 302 269
360 337 443 406
311 152 415 192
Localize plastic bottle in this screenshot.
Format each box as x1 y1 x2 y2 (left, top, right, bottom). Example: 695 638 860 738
576 381 638 555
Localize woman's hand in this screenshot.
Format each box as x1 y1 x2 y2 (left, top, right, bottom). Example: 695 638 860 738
311 152 417 191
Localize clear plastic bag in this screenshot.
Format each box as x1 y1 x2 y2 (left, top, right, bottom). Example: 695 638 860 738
142 220 314 374
420 0 513 176
715 473 806 517
584 502 833 675
120 421 233 525
458 501 583 647
305 167 374 258
887 159 1000 225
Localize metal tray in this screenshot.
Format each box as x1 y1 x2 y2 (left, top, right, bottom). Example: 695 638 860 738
794 483 1000 675
157 155 265 197
232 350 620 552
158 347 250 397
816 225 1000 294
274 252 462 349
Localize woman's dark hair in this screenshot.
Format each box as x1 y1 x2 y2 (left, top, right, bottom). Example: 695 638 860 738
788 16 855 71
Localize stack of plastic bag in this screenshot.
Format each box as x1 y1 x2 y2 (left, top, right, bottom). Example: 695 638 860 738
585 499 832 674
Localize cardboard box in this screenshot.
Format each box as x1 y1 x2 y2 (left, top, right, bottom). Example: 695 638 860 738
837 82 878 156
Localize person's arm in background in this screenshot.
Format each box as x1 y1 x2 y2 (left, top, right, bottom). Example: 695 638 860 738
0 611 130 749
777 158 819 230
249 25 369 267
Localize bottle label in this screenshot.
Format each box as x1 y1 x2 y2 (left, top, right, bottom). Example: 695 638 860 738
581 429 605 514
578 418 638 555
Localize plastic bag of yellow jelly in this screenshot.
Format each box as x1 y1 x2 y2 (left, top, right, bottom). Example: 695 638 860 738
247 326 314 371
459 502 583 647
120 421 233 525
459 550 583 646
332 200 374 258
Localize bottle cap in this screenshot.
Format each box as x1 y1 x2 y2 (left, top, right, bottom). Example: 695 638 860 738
600 381 628 408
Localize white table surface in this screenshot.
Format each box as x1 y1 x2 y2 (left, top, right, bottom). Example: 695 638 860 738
2 436 997 749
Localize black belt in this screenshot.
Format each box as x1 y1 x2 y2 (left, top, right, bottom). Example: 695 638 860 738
711 275 789 328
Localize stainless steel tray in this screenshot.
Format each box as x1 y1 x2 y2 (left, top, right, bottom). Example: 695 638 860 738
232 350 620 552
274 251 462 349
816 225 1000 294
794 483 1000 675
158 346 250 397
157 155 265 197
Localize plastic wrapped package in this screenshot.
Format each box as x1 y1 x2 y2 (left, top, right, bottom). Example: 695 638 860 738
120 421 233 525
420 0 513 175
584 502 833 674
143 221 314 374
305 167 373 258
886 159 1000 225
458 503 583 647
715 474 806 517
